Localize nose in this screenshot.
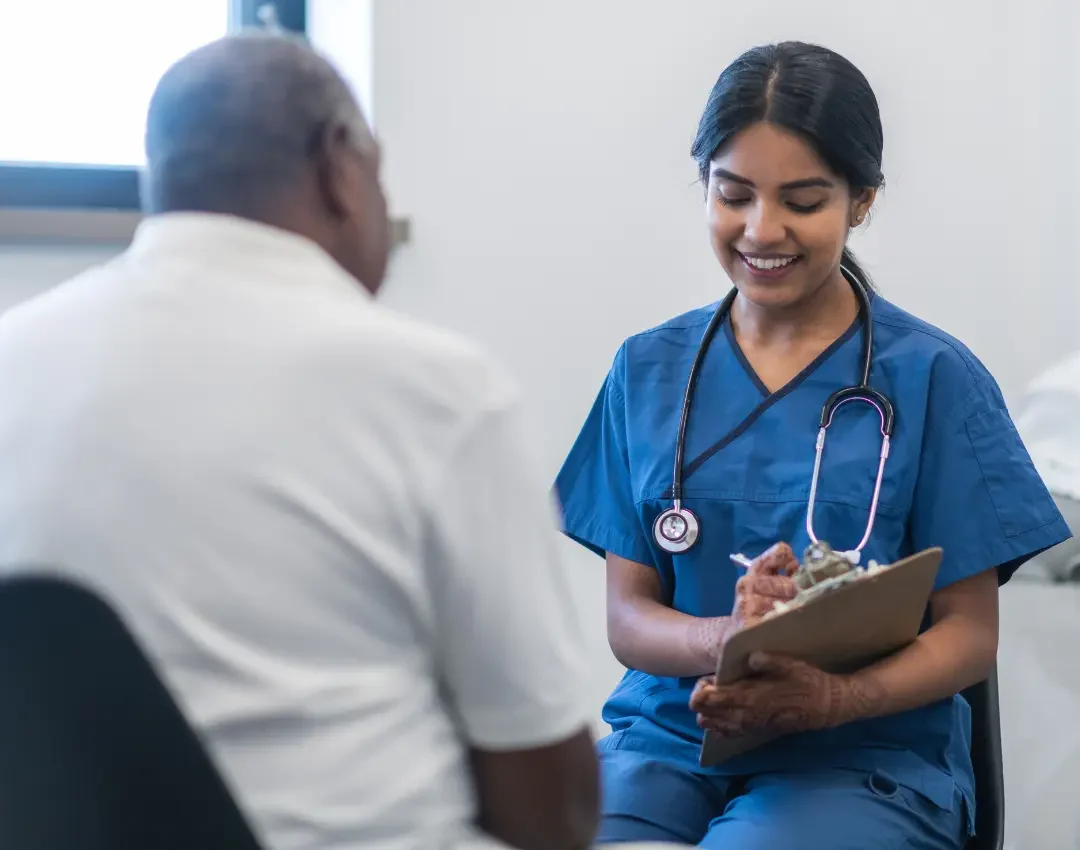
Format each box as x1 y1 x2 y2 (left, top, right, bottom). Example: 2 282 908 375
742 200 787 246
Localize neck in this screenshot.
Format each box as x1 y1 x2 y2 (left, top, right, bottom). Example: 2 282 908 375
732 268 859 346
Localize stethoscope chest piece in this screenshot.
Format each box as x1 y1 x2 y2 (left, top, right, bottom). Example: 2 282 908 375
653 504 700 553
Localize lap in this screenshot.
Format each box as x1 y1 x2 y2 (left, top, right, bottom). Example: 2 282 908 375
596 749 964 849
597 748 730 844
703 768 964 850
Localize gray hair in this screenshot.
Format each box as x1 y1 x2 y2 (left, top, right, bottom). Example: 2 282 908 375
141 31 373 215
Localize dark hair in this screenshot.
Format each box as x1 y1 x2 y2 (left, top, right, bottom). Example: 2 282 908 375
691 41 883 289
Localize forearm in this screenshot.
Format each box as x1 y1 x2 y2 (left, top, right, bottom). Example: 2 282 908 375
608 598 729 678
833 612 998 727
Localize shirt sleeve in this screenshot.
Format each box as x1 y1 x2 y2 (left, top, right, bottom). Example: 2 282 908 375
553 347 657 567
909 377 1072 587
421 391 593 751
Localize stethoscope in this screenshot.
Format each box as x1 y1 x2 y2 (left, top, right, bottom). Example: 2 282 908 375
652 268 895 562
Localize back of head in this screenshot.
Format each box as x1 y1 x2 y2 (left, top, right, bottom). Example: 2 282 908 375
691 42 884 287
142 32 390 292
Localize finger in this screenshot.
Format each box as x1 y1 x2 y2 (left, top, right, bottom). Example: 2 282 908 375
697 710 751 737
736 574 797 601
747 652 800 677
688 678 716 710
749 542 798 577
697 712 734 733
692 681 759 715
734 594 777 622
690 683 731 712
690 687 729 714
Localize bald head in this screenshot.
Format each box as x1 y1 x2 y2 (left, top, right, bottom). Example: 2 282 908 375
142 31 374 217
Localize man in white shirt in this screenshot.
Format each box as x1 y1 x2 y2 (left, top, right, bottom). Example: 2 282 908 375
0 33 599 850
1013 352 1080 583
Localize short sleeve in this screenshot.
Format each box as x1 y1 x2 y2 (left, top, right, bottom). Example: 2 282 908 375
554 347 656 567
422 394 592 751
909 379 1072 587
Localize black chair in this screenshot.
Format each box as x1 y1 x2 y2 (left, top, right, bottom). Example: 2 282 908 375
0 574 265 850
962 668 1005 850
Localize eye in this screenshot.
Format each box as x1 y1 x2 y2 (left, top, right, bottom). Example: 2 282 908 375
787 200 826 214
715 191 751 208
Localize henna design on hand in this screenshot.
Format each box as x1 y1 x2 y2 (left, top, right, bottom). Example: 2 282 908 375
693 656 889 738
751 543 800 577
830 672 888 727
727 543 800 629
687 616 730 669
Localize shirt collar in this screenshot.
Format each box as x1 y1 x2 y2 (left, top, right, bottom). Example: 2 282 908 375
126 212 370 299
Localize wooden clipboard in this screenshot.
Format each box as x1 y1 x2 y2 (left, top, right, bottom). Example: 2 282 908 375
699 547 942 767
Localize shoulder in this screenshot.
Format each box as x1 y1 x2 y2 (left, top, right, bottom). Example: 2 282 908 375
871 296 1005 419
323 302 522 423
622 302 717 354
607 302 718 391
0 262 114 327
0 263 120 362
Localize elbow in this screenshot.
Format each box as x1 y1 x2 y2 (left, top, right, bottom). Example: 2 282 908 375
606 614 637 671
539 793 600 850
478 801 598 850
951 618 998 694
560 755 601 850
554 734 602 850
967 604 999 685
470 729 600 850
973 627 999 683
607 629 632 669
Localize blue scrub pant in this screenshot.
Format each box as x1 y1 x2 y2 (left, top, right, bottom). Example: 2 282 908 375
597 749 966 849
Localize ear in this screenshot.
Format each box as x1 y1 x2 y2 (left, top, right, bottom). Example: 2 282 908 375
311 121 356 222
849 187 877 228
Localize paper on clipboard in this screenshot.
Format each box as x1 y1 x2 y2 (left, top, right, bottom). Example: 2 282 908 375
698 547 942 767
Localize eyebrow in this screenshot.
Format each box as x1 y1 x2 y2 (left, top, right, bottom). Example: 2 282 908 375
711 168 834 191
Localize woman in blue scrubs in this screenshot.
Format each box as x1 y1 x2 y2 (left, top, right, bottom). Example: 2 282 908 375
555 41 1070 849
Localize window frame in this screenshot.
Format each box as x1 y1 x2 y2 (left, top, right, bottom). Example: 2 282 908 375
0 0 307 214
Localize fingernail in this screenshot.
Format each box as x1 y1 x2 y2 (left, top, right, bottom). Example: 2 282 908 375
748 652 767 669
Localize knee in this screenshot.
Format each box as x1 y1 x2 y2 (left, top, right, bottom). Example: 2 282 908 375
597 751 720 845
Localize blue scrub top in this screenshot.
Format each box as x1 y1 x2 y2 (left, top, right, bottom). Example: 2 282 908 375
555 294 1070 825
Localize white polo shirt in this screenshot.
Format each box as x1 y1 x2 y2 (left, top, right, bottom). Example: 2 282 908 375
1014 352 1080 504
0 214 592 850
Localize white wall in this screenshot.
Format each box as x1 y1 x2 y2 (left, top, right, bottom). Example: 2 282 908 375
0 245 118 310
2 0 1079 738
372 0 1080 716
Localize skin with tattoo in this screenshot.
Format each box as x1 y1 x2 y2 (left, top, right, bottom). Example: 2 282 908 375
682 540 998 740
689 652 889 737
688 541 887 738
606 535 998 738
687 542 798 667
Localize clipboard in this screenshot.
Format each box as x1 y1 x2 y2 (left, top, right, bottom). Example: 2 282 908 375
698 547 942 767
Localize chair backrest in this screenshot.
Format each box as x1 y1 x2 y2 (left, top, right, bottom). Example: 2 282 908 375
0 573 264 850
961 667 1005 850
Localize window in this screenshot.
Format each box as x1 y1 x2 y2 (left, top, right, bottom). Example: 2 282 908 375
0 1 307 212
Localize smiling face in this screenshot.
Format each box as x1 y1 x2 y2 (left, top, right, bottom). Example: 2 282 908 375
706 122 873 311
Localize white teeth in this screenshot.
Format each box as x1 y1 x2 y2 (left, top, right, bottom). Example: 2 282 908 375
744 255 797 270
